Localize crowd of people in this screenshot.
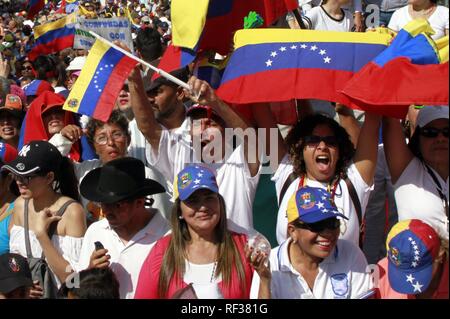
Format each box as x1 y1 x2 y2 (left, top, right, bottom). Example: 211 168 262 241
0 0 448 300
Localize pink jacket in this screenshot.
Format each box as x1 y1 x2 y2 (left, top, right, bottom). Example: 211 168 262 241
134 232 254 299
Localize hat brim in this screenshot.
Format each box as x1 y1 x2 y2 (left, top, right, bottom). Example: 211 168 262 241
0 276 33 294
388 260 433 294
0 108 22 118
80 167 166 204
300 210 348 224
1 162 40 176
178 184 219 201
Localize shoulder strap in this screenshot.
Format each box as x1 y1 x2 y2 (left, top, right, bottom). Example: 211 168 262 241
47 200 78 240
23 199 33 259
344 177 362 226
344 177 364 248
279 172 297 206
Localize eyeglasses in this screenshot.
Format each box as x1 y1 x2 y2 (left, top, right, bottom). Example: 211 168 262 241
12 174 39 186
23 66 33 71
94 131 127 145
304 135 339 147
420 127 449 138
295 218 340 233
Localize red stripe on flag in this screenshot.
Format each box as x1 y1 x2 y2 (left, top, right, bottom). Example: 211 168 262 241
92 56 138 121
28 35 75 61
216 68 354 105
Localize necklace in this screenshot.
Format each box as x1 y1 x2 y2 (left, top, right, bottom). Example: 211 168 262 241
210 261 218 283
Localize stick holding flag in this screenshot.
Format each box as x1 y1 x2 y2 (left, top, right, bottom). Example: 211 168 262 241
88 31 191 91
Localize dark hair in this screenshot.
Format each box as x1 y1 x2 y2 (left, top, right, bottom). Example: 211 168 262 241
54 157 81 202
31 55 67 86
85 109 130 148
285 114 355 180
58 268 120 299
408 127 423 160
135 28 163 62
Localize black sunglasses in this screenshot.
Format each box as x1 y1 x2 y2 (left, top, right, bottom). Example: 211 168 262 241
420 127 449 138
295 218 340 233
304 135 339 147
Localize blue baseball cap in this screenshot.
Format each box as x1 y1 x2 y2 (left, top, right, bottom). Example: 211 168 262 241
286 186 348 223
386 219 441 294
173 165 219 201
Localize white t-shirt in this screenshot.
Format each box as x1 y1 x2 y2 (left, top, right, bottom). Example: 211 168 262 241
303 6 354 31
272 155 372 245
394 157 449 241
76 210 170 299
146 123 261 231
388 5 449 40
250 238 372 299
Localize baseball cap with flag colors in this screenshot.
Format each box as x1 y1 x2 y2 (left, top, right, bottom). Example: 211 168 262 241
173 165 219 201
286 186 348 224
386 219 441 295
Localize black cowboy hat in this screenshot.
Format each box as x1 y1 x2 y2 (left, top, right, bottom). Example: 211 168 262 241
80 157 165 204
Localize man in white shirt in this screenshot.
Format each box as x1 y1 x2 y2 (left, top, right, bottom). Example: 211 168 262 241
76 157 170 298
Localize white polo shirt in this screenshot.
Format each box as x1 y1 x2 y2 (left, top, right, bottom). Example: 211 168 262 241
146 122 261 231
250 238 372 299
76 209 170 299
272 155 373 245
394 157 449 241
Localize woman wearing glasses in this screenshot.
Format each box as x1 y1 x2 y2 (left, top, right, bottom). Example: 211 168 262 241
383 105 449 241
269 111 380 247
250 186 372 299
1 141 86 298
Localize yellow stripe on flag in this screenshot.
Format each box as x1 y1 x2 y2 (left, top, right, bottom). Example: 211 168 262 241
63 40 110 114
233 29 393 50
402 18 435 37
171 0 209 49
34 13 77 40
385 220 411 252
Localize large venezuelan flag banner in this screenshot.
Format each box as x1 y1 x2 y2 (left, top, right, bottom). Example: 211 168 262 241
342 19 449 118
28 13 77 61
216 28 391 105
171 0 298 55
63 39 138 121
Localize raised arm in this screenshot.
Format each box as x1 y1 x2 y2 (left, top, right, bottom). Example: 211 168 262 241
186 76 260 177
382 117 414 184
353 112 381 185
128 66 163 152
335 103 361 148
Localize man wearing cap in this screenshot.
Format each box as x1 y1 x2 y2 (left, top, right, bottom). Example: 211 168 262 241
0 253 33 299
383 105 449 241
250 186 372 299
0 94 23 149
127 64 261 231
76 157 170 299
376 219 448 299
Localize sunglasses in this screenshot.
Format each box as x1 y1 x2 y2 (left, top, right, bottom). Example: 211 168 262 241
23 66 33 71
304 135 339 147
420 127 449 138
295 218 340 233
12 174 40 186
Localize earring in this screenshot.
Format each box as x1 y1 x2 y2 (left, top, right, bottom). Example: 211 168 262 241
178 215 184 220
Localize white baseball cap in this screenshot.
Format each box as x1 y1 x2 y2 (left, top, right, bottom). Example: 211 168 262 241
66 56 87 71
416 105 449 128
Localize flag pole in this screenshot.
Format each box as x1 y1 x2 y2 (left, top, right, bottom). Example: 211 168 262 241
88 31 191 91
292 8 307 30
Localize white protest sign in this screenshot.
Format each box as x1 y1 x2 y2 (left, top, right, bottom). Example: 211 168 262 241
74 17 134 51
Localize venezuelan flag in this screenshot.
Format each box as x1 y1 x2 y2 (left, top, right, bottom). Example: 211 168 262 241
216 28 391 105
0 142 18 164
342 19 449 118
63 39 138 122
171 0 298 55
27 0 45 20
28 13 77 61
151 44 196 81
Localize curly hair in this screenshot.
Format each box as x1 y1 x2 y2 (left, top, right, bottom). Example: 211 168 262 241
285 114 355 180
85 109 130 148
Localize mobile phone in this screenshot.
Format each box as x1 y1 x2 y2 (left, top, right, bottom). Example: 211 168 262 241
94 241 104 251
